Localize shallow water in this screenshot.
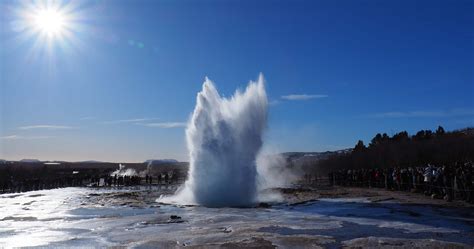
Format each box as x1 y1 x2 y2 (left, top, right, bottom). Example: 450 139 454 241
0 187 473 248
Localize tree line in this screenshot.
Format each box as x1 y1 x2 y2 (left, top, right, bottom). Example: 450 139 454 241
315 126 474 174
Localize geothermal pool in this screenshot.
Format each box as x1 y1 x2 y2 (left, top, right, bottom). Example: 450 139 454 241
0 187 473 248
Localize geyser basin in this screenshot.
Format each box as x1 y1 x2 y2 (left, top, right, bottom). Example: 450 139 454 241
160 74 268 207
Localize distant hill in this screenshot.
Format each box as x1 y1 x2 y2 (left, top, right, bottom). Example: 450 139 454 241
145 159 179 166
281 149 351 167
76 160 105 163
19 159 41 163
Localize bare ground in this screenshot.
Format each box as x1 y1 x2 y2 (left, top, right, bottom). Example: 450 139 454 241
279 186 474 209
82 186 474 248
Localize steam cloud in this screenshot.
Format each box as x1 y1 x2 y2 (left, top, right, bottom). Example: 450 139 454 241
257 153 300 189
160 74 268 207
110 164 138 177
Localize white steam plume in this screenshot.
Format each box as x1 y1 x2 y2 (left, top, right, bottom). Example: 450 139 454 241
159 74 268 207
110 164 138 177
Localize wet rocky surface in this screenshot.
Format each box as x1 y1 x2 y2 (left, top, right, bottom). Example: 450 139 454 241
278 186 474 209
342 237 471 249
0 186 473 248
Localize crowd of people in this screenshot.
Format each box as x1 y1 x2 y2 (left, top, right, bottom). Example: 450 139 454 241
1 176 85 193
103 173 175 187
0 171 181 194
329 162 473 203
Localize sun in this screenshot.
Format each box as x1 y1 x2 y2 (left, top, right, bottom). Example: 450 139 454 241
10 0 86 59
33 9 65 35
31 7 67 37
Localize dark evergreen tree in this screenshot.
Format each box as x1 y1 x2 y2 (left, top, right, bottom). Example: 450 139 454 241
436 126 446 136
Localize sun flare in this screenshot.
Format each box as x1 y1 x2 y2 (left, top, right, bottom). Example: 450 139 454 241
33 9 65 35
11 0 85 59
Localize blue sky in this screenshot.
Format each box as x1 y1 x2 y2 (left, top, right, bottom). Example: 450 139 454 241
1 0 473 162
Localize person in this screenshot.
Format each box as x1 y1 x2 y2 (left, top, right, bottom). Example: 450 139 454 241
423 164 433 195
443 165 453 201
409 167 416 191
392 168 399 190
455 164 465 200
432 166 442 198
463 163 473 203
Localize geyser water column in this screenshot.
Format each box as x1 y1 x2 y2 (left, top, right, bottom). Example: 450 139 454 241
161 74 268 207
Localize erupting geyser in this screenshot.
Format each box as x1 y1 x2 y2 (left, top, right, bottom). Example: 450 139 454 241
160 74 268 207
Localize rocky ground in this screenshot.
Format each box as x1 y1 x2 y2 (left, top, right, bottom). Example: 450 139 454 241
278 186 474 208
1 186 473 248
83 185 474 209
78 186 474 248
